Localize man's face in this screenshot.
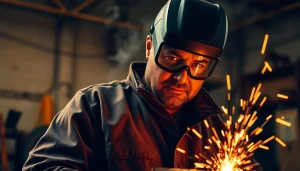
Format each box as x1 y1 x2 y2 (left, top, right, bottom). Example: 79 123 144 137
144 35 206 113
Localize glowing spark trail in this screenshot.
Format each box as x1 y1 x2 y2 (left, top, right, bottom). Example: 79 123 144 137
180 74 289 171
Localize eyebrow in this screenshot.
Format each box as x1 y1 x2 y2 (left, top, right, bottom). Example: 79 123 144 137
164 46 208 61
165 48 183 57
194 58 209 63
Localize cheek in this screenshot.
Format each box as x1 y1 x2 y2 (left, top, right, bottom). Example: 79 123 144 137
152 68 173 90
154 71 172 89
189 81 204 96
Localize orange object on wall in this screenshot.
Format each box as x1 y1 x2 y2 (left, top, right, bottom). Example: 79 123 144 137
34 94 55 128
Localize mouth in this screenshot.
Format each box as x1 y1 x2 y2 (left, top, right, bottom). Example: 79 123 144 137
166 86 187 94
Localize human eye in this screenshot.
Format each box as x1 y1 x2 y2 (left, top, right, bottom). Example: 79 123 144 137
194 61 207 68
165 56 182 62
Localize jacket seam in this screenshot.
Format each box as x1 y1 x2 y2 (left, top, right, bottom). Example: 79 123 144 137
106 156 162 163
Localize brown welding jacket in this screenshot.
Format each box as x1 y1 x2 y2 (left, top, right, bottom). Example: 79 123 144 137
23 62 237 171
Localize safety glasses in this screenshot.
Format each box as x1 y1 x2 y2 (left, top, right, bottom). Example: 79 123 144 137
155 43 219 80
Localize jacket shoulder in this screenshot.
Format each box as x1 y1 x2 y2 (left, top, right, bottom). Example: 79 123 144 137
78 79 130 94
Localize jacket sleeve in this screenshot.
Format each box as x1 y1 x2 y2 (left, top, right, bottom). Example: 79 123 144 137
22 90 106 171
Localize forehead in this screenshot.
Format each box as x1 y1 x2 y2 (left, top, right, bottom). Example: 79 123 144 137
162 44 199 59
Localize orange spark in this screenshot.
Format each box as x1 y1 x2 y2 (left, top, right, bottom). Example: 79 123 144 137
259 96 267 107
249 87 256 102
261 65 267 74
277 94 289 99
176 148 186 153
194 163 206 168
252 92 261 105
259 145 269 150
264 61 273 72
192 128 203 138
263 136 275 144
204 120 209 128
226 74 231 90
266 115 273 120
275 137 286 147
261 34 269 55
222 106 228 115
254 83 262 96
276 118 291 127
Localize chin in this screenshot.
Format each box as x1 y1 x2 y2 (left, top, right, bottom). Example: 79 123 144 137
162 97 185 109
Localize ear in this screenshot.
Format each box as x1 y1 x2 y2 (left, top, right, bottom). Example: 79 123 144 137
145 35 152 60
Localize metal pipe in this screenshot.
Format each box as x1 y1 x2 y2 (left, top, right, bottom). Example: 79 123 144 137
70 21 79 97
46 19 64 94
0 90 43 101
0 30 103 58
230 1 300 31
52 0 67 12
71 0 95 14
1 0 300 32
0 0 144 31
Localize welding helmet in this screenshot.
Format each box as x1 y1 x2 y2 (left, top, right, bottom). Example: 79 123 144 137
149 0 228 80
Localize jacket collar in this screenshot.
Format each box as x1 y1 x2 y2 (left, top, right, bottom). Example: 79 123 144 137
126 62 224 123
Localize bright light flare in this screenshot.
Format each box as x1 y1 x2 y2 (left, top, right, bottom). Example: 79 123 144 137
221 161 234 171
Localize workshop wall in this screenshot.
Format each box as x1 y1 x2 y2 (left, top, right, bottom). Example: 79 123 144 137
0 6 129 132
0 1 165 134
0 6 56 132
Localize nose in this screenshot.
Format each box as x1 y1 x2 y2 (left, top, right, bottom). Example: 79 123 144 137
174 69 188 84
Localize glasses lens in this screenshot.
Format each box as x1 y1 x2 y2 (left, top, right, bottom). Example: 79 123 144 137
189 57 218 78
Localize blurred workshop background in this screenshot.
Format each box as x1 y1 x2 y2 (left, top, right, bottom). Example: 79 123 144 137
0 0 300 170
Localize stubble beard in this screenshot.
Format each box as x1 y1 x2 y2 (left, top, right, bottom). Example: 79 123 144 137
158 93 187 111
